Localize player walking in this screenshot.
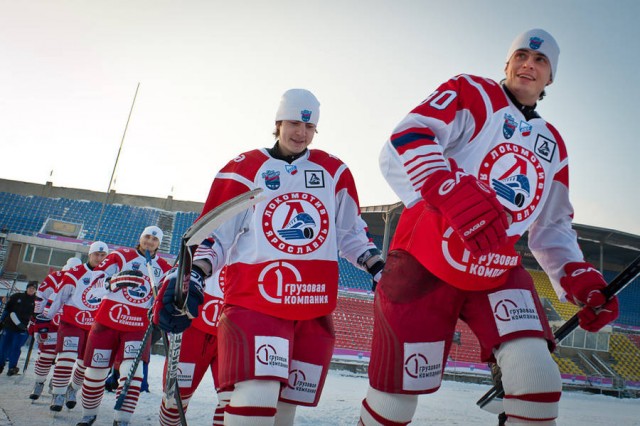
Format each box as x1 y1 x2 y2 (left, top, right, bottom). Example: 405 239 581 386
39 242 108 412
359 29 619 425
76 226 171 426
155 88 384 425
28 256 82 401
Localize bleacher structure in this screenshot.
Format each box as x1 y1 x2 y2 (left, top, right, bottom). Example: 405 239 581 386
1 188 640 396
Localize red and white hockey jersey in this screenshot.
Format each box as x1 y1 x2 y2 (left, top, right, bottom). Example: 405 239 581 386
92 248 171 332
36 269 65 326
190 268 225 336
195 148 378 320
47 264 105 330
380 74 583 296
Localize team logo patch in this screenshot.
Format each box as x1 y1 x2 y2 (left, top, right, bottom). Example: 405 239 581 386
62 336 80 352
503 113 517 139
300 109 312 123
402 341 444 391
489 289 542 336
285 164 298 175
108 303 144 327
123 340 142 359
254 336 289 379
534 134 556 162
479 143 546 223
74 310 94 326
201 298 224 327
262 191 330 254
122 280 152 304
177 362 196 388
132 262 141 271
281 360 322 404
262 170 281 190
304 170 324 188
91 349 112 368
256 261 329 306
519 121 532 137
529 36 543 50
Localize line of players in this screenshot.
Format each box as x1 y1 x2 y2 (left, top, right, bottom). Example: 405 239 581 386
27 226 171 426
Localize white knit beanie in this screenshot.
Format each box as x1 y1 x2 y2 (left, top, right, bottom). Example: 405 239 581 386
141 225 163 244
88 241 108 255
275 89 320 126
506 28 559 79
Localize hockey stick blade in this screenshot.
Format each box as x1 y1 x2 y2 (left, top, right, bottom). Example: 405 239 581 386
477 253 640 411
174 187 264 309
184 187 264 248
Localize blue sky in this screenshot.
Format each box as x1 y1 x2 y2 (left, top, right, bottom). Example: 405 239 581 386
1 0 639 235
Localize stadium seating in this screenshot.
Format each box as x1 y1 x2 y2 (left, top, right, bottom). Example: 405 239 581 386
608 334 640 382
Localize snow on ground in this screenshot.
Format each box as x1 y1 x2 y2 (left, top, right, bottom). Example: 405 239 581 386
1 352 639 425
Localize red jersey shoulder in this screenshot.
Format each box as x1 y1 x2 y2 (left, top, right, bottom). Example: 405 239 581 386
95 248 134 271
65 264 90 281
544 122 568 162
155 256 172 273
219 149 269 181
308 149 345 178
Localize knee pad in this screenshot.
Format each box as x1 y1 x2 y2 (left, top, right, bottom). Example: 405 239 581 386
495 337 561 423
360 386 418 425
225 380 279 425
84 366 110 383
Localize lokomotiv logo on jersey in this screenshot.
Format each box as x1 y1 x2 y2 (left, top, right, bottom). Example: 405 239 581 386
262 192 329 254
81 279 102 309
122 275 153 304
478 143 546 223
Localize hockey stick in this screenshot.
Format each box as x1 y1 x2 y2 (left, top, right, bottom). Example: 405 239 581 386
163 188 263 407
476 254 640 412
22 335 35 374
114 250 184 418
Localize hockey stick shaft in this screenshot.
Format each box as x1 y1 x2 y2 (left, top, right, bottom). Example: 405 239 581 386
477 254 640 409
22 335 34 373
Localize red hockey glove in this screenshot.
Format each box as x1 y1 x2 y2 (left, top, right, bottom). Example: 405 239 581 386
421 161 509 258
560 262 619 332
107 270 145 291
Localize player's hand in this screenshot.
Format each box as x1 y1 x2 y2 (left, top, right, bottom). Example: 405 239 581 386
153 267 205 334
421 160 509 258
560 262 619 332
107 270 145 291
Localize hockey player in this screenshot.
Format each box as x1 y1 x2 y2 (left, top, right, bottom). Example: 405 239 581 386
358 29 620 425
76 226 171 426
157 269 231 426
37 242 108 412
28 256 83 401
155 88 384 425
0 281 37 376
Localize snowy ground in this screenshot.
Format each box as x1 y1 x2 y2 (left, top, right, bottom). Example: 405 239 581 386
1 352 639 425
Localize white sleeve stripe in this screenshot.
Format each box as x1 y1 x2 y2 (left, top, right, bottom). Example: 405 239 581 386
216 172 255 189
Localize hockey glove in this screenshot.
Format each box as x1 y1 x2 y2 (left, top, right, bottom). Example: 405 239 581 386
560 262 619 332
358 248 385 292
34 314 52 342
153 267 205 334
107 269 145 291
421 160 509 258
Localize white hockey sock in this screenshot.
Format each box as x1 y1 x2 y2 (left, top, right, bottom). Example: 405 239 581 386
114 359 143 421
213 389 232 426
495 337 561 424
34 349 56 381
359 386 418 425
72 359 86 389
81 366 109 415
51 351 76 394
274 401 297 426
224 380 280 426
159 394 191 426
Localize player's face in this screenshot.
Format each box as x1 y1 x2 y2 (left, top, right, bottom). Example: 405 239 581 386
88 251 107 268
139 234 160 253
278 120 316 156
504 49 552 106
